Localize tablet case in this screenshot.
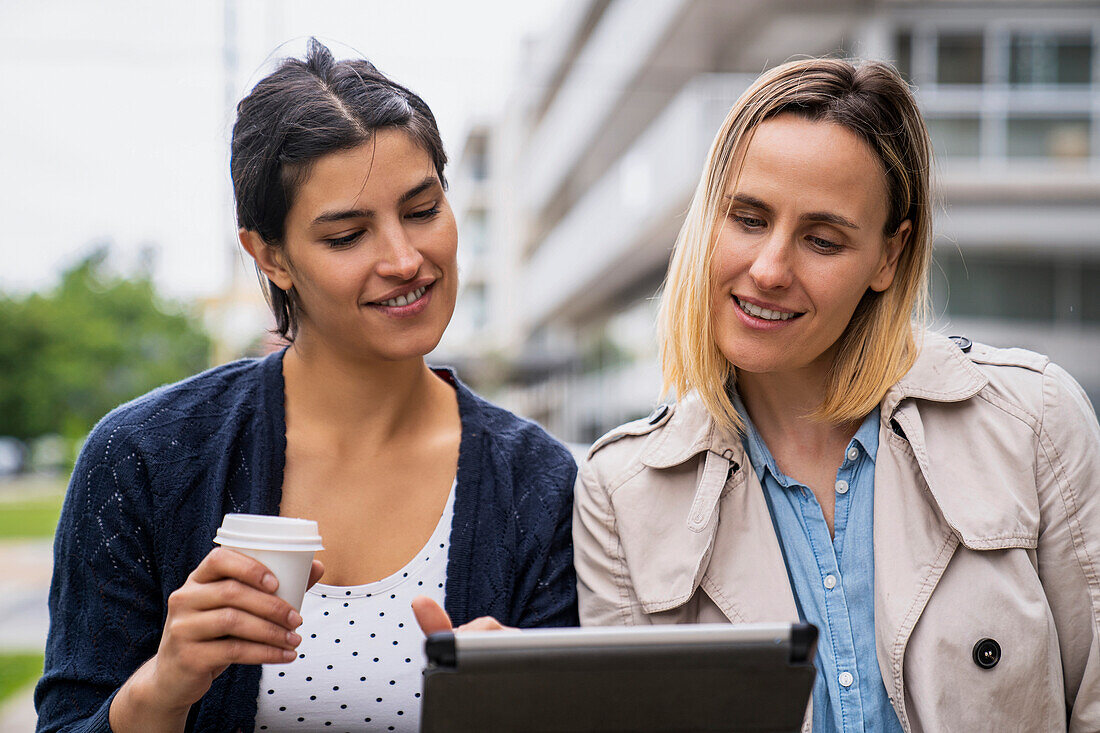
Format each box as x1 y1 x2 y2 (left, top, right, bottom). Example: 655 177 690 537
421 623 817 732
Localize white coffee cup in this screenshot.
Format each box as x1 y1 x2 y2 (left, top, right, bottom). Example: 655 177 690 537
214 514 324 611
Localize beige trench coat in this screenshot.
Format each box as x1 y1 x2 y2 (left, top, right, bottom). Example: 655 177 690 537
574 332 1100 732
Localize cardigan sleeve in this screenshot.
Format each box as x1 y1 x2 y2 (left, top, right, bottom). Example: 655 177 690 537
35 414 165 733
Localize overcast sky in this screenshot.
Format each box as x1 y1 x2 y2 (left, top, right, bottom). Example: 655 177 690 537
0 0 562 300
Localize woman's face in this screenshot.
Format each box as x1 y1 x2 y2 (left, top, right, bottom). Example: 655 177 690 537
270 129 458 362
710 113 909 380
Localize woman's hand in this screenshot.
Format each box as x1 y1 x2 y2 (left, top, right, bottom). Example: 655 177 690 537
109 547 325 732
411 595 511 634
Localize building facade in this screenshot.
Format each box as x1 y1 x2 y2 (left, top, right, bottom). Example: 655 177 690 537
437 0 1100 444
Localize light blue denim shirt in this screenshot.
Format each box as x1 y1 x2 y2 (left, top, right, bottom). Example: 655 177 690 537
734 393 903 733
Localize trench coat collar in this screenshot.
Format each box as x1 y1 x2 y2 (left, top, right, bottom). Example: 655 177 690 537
881 330 988 415
642 330 988 472
640 392 740 469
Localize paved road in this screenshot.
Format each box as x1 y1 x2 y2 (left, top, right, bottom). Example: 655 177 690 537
0 540 51 652
0 691 36 733
0 538 52 731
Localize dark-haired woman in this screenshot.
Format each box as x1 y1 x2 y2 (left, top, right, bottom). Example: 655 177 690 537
36 40 577 732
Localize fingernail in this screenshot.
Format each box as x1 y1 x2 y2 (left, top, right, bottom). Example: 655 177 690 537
262 573 278 592
289 610 303 627
287 631 301 646
283 649 295 662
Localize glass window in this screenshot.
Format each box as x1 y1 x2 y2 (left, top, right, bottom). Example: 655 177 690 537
895 31 912 81
937 33 984 84
1007 116 1091 158
926 117 981 158
466 283 487 330
464 210 488 256
1010 33 1092 84
933 251 1056 321
1082 262 1100 323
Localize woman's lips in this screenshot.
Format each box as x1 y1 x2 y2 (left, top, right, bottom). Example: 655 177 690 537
733 295 803 329
365 281 434 318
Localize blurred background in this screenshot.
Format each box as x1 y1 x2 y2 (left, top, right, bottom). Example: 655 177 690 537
1 0 1099 726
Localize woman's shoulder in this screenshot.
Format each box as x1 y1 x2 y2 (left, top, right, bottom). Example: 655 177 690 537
82 352 281 465
907 331 1096 449
440 368 577 479
578 394 713 494
928 332 1089 416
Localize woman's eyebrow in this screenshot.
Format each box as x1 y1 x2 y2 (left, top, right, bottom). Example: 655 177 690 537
310 176 440 226
803 211 860 230
725 193 859 230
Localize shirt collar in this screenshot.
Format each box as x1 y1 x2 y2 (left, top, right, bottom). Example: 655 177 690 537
731 389 792 488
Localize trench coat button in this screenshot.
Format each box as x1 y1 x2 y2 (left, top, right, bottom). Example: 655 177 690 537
648 404 670 425
949 335 972 353
973 638 1001 669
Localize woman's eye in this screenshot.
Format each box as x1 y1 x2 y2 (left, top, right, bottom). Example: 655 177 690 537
408 206 440 221
808 236 841 253
734 214 766 230
323 232 361 249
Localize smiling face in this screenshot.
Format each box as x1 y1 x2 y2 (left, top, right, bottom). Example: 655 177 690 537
711 113 910 382
249 129 458 362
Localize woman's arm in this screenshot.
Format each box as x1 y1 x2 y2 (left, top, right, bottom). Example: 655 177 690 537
35 423 163 733
511 441 579 628
107 549 319 732
573 457 641 627
35 419 315 732
1034 363 1100 731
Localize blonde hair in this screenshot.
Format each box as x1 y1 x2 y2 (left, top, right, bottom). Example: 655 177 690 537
658 58 933 434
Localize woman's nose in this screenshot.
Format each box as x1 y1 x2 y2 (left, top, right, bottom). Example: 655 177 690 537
748 235 794 291
375 224 424 280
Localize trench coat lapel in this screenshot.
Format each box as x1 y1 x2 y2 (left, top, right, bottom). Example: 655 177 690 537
641 396 799 624
872 332 988 721
873 406 959 721
701 461 801 624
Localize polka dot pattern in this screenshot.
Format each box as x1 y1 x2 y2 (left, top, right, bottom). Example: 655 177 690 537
254 484 454 731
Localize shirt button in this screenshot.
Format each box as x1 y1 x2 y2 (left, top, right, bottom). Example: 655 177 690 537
839 671 854 687
847 446 859 461
835 479 849 494
823 574 837 589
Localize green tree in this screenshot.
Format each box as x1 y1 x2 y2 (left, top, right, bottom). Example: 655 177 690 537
0 247 212 444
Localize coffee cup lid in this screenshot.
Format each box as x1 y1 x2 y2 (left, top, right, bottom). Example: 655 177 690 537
214 513 324 552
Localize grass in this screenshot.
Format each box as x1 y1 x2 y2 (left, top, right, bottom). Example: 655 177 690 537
0 475 67 540
0 652 43 705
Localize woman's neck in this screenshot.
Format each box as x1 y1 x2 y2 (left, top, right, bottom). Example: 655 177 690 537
736 367 856 452
281 336 452 447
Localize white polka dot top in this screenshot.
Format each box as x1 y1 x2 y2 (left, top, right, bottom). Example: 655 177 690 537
254 482 455 732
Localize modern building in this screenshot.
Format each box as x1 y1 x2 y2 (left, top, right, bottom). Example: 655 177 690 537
441 0 1100 444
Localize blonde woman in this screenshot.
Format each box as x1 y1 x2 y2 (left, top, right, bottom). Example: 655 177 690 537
574 58 1100 732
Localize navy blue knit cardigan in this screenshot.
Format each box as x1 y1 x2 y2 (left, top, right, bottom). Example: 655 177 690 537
35 350 578 732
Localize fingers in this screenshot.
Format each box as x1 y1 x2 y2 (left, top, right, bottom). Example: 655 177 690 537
176 605 302 652
307 559 325 589
174 578 302 628
179 637 298 672
456 616 513 632
411 595 453 636
190 547 278 593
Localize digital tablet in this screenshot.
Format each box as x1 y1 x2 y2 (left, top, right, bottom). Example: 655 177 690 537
420 622 817 732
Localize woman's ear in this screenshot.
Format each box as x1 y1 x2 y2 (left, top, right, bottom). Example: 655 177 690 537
870 219 911 293
238 229 293 292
